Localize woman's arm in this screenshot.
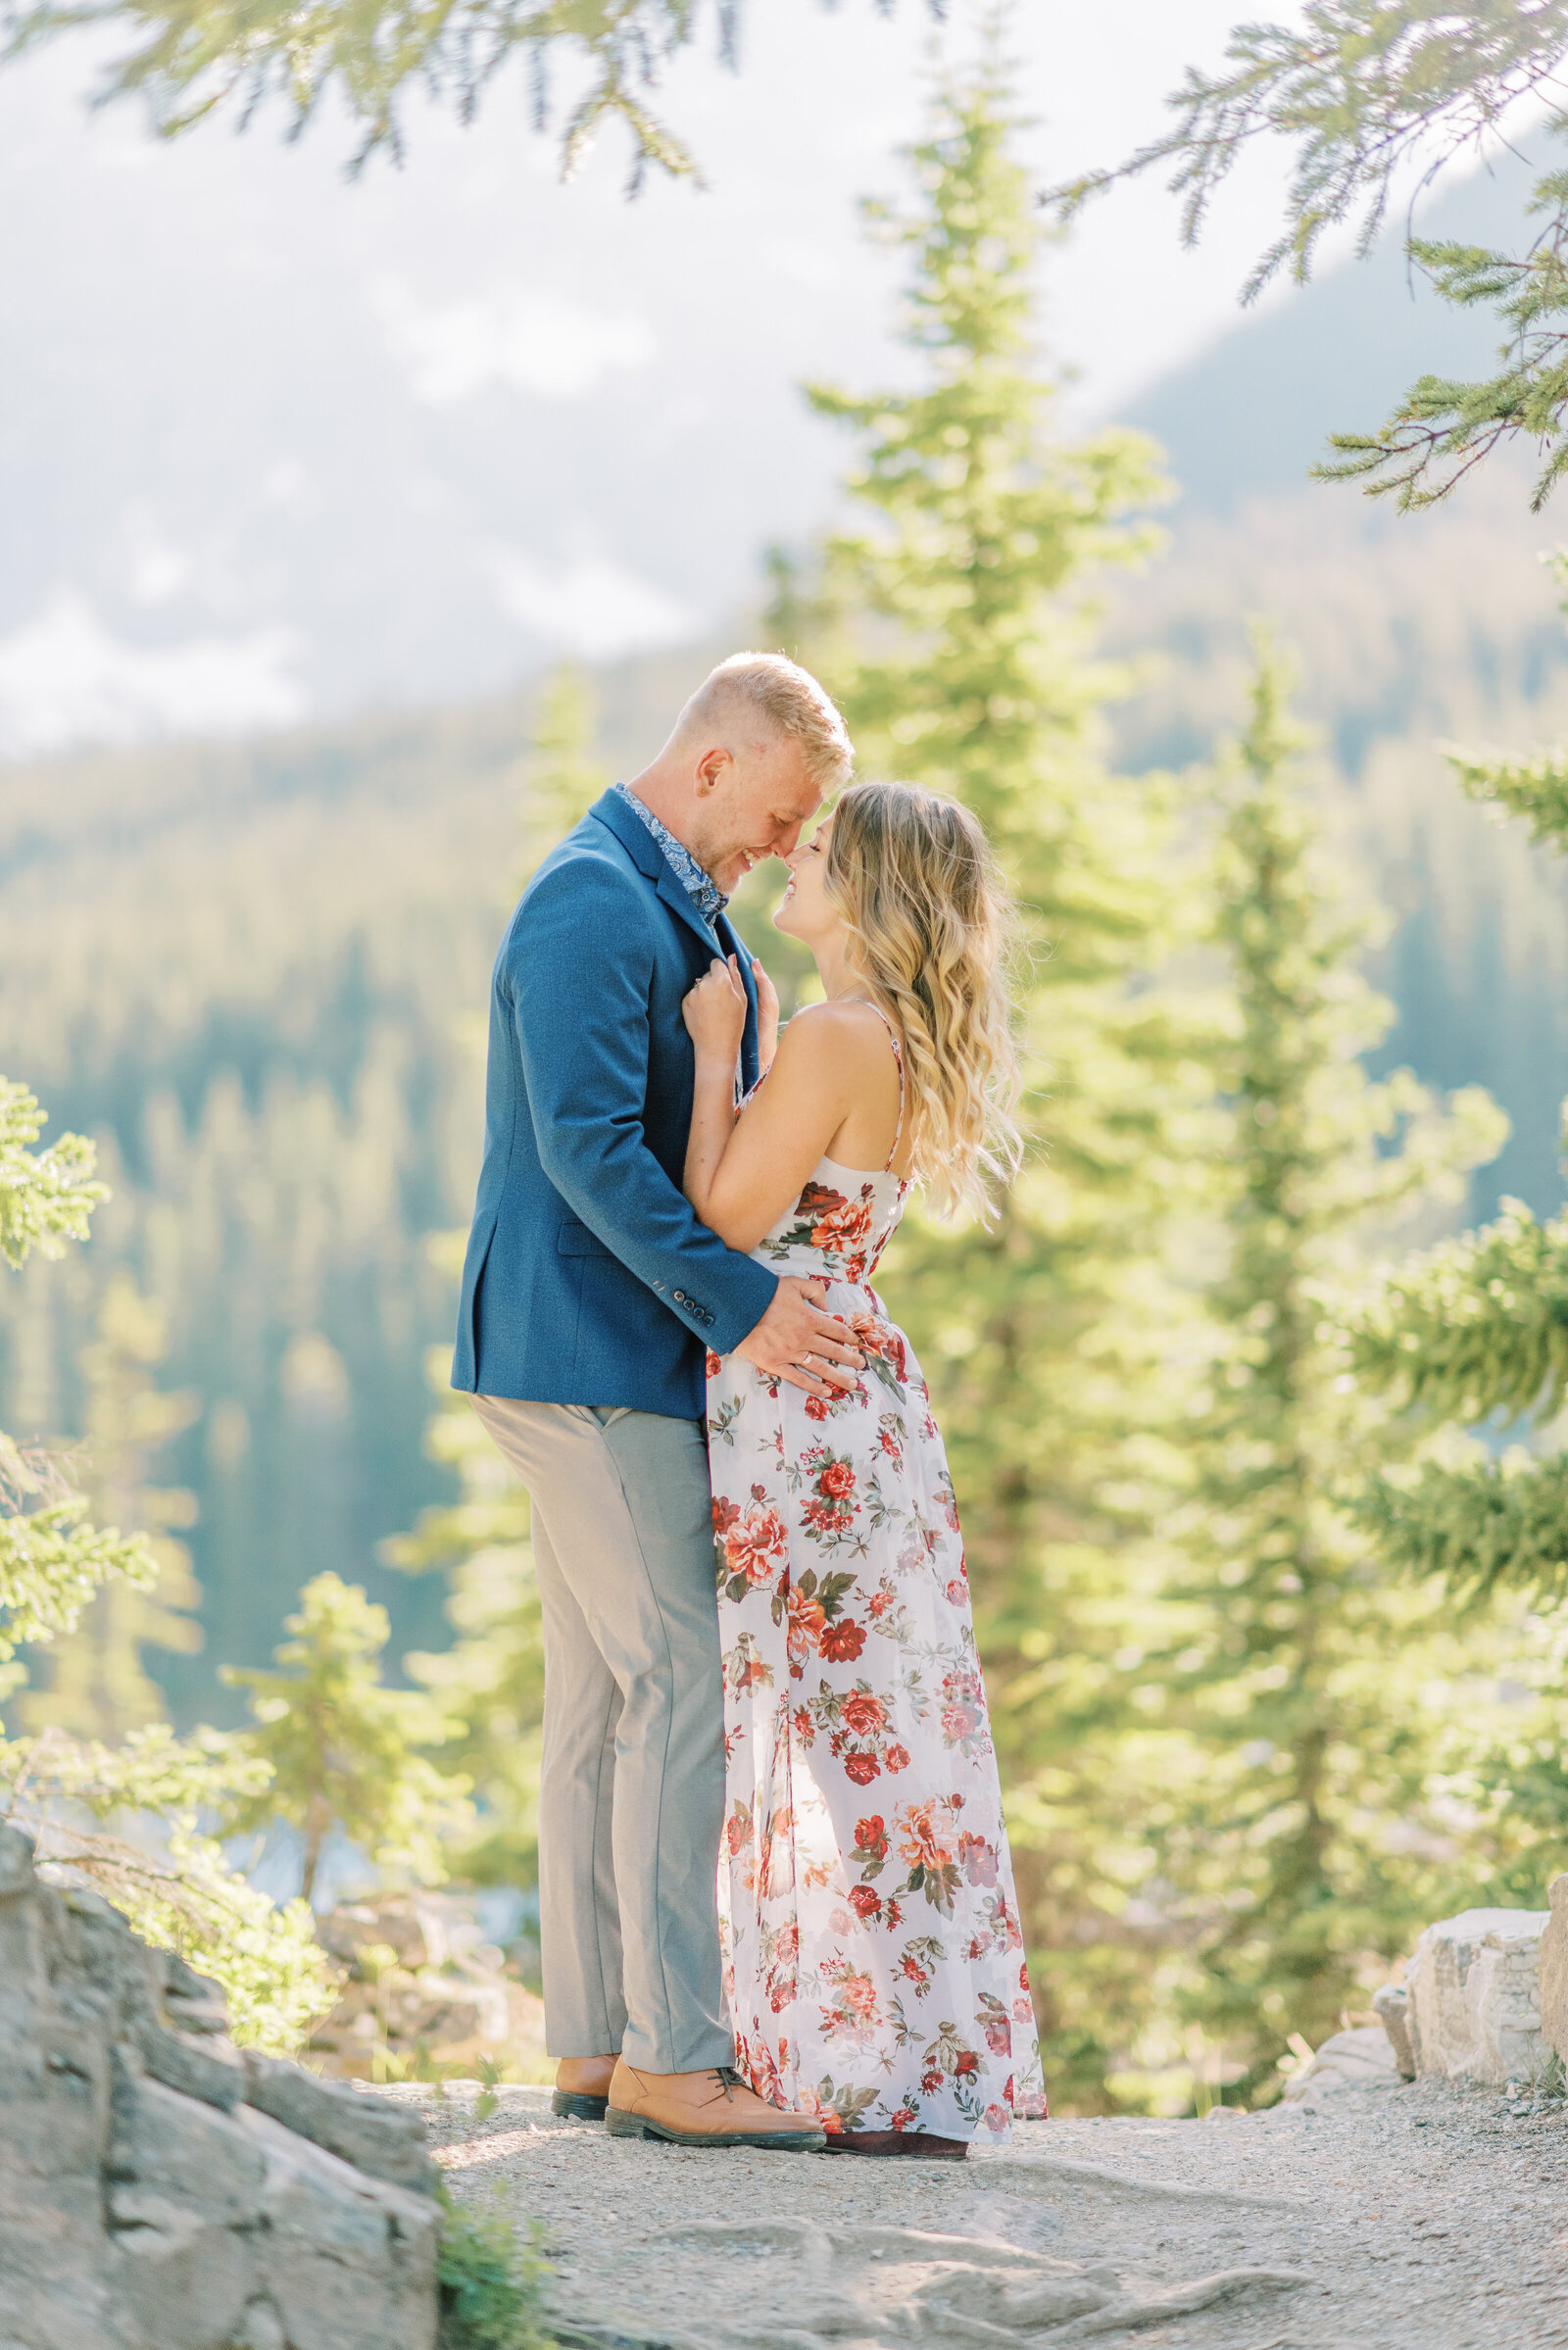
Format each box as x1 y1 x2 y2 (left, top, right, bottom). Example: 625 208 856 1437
751 956 781 1072
683 976 874 1252
682 957 749 1229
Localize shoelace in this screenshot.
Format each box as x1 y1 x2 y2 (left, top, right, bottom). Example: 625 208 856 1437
709 2065 746 2103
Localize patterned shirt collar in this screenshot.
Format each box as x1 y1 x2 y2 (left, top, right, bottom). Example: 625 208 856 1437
613 782 728 927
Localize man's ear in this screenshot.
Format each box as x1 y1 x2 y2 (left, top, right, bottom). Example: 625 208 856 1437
694 745 732 797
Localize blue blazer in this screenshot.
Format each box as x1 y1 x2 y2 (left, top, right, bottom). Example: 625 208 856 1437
451 789 780 1417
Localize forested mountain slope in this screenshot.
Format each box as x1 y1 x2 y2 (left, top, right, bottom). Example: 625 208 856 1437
3 702 519 1711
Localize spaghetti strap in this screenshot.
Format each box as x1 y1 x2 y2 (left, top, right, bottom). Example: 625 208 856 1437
858 1001 906 1171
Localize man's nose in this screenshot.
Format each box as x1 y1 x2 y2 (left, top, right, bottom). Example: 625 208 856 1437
773 821 805 858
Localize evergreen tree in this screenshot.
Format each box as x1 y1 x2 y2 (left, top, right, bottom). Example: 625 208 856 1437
1339 569 1568 1616
223 1572 471 1905
1344 1171 1568 1602
20 1275 203 1738
778 35 1205 2107
1144 653 1504 2103
517 662 612 875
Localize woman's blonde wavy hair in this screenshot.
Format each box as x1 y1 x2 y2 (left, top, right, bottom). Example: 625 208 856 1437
823 780 1022 1221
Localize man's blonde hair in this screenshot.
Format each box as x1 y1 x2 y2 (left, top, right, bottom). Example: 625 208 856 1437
677 653 853 790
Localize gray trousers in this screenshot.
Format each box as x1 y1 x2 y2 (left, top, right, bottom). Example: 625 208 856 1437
469 1395 733 2076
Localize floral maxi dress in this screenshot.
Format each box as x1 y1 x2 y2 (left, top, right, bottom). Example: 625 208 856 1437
707 1017 1048 2141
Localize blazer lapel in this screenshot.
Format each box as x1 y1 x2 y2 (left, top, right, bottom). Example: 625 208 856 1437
656 862 724 959
587 792 760 1079
589 790 725 961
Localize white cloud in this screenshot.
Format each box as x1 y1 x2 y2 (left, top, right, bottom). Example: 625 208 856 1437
373 275 656 404
127 536 193 609
489 551 699 661
0 593 306 757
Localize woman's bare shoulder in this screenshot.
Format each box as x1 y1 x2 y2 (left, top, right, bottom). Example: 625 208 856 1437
770 1001 893 1089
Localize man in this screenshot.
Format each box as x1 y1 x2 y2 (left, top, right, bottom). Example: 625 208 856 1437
452 652 861 2148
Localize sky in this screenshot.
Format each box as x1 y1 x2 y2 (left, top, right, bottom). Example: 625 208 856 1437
0 0 1353 751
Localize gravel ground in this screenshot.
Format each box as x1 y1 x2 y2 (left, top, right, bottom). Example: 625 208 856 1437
397 2075 1568 2349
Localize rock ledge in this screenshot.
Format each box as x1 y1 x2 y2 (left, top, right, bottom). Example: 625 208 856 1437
0 1820 439 2350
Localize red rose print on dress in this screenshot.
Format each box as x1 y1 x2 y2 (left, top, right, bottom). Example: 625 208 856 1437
800 1448 860 1547
716 1488 789 1601
939 1666 993 1758
958 1831 1000 1888
846 1313 909 1398
854 1815 890 1868
977 1990 1013 2056
819 1957 882 2043
894 1796 965 1914
784 1582 827 1676
802 1183 875 1255
762 1920 800 2013
840 1691 886 1738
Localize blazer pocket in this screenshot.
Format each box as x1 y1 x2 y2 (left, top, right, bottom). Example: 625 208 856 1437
556 1225 612 1256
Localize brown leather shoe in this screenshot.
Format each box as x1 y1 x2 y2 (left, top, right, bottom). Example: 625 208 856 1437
606 2060 826 2150
822 2130 968 2160
552 2054 616 2121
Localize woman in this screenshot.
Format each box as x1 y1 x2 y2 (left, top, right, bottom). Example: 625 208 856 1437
682 778 1048 2158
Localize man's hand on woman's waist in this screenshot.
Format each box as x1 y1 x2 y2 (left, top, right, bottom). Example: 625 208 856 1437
734 1277 865 1399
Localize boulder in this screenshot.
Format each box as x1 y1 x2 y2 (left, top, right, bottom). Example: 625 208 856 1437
1403 1907 1551 2085
1280 2025 1401 2107
0 1820 439 2350
242 2050 437 2194
1538 1873 1568 2071
310 1887 539 2080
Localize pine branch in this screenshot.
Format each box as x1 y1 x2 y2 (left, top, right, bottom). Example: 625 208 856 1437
1351 1449 1568 1605
0 1498 157 1661
1312 191 1568 508
1046 6 1568 273
1045 8 1568 505
1345 1199 1568 1424
1444 738 1568 849
0 1078 106 1271
0 0 927 183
